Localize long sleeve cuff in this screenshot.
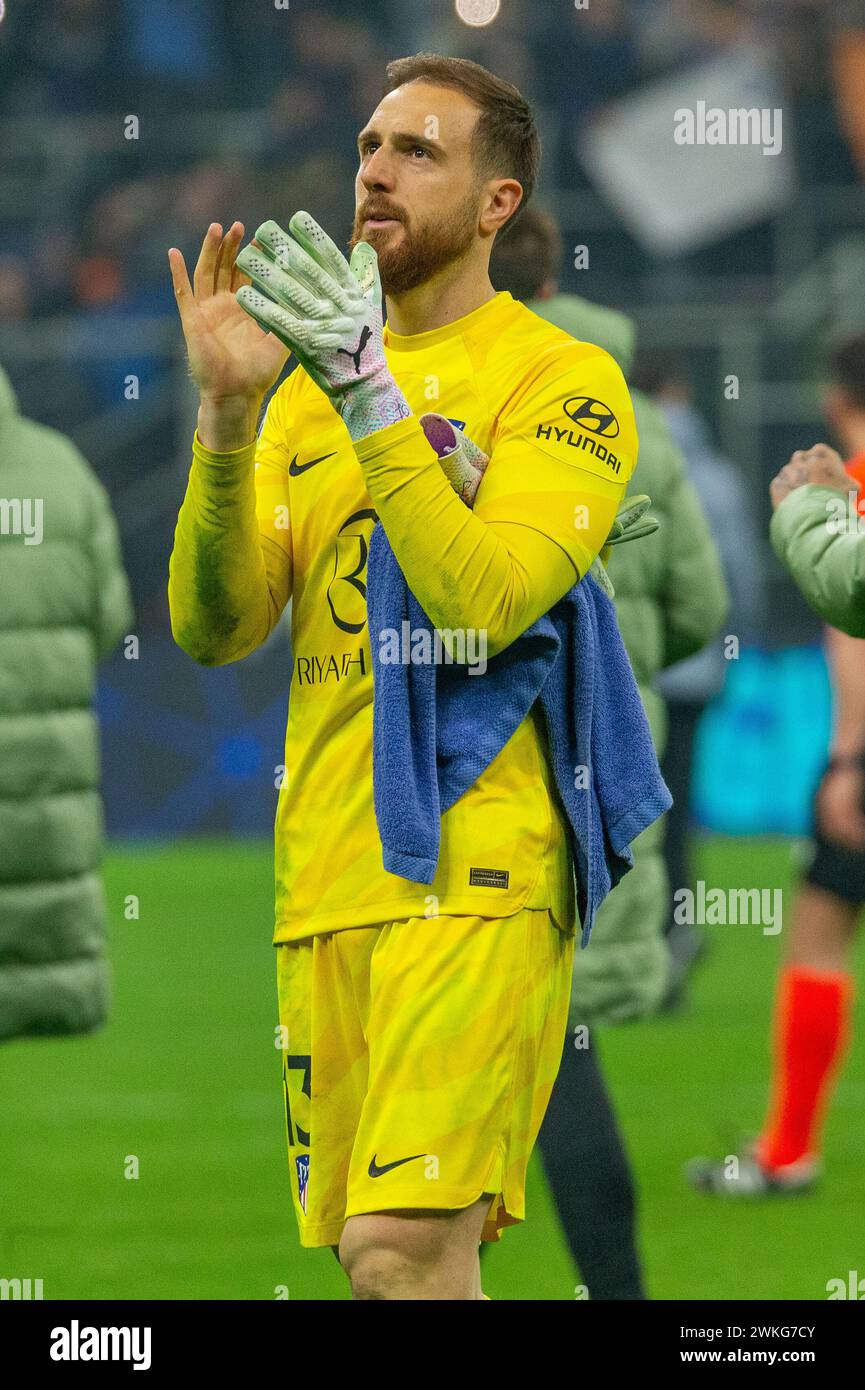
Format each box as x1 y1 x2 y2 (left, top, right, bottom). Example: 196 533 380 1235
191 427 257 484
352 413 427 467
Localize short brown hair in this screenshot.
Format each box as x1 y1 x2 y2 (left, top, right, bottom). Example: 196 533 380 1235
383 53 540 233
490 207 562 300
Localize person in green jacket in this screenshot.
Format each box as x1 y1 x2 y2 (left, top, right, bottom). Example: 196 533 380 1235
490 209 729 1297
770 442 865 637
0 364 133 1042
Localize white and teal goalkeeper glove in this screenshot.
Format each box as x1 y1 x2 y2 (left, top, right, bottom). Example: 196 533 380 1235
603 494 659 549
235 212 410 442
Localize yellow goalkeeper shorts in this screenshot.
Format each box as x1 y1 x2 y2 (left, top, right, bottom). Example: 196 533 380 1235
275 907 575 1248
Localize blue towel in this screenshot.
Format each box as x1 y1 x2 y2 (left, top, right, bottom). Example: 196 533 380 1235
367 522 672 946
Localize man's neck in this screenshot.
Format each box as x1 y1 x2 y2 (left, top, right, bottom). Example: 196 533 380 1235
385 260 498 337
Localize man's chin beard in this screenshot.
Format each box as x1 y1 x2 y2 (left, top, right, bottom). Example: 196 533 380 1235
377 241 442 296
349 222 415 294
350 218 476 296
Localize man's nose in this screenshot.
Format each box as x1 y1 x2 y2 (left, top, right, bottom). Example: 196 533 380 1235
360 147 396 191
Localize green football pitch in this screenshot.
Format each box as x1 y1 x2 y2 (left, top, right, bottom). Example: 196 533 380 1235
2 837 863 1301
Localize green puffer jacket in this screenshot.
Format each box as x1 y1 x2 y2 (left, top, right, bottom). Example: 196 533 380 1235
770 483 865 637
0 365 133 1041
527 296 729 1025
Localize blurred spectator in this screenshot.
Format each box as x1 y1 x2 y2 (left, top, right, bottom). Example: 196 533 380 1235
256 80 335 166
632 349 765 1003
67 251 173 411
28 228 78 316
72 254 124 309
4 0 121 115
633 0 748 72
0 254 31 320
745 0 865 183
0 361 133 1042
120 0 227 111
613 1 865 186
529 0 642 188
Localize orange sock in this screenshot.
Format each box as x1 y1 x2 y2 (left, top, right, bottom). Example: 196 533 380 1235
757 965 854 1171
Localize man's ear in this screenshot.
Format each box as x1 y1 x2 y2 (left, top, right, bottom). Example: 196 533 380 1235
480 179 523 237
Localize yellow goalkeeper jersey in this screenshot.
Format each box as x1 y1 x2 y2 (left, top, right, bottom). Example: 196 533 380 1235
168 290 638 942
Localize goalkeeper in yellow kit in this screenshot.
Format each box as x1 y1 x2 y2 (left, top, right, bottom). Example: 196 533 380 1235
167 54 638 1300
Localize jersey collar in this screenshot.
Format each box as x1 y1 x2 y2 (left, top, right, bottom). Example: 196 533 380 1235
383 291 515 352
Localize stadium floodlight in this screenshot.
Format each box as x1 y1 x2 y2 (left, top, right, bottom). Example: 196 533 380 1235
455 0 501 28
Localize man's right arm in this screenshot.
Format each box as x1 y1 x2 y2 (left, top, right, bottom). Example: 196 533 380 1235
165 222 294 665
168 392 293 666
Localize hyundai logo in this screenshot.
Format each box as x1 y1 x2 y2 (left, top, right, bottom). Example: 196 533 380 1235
563 397 620 438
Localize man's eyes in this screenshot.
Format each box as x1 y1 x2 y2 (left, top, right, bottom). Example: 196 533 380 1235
359 143 431 159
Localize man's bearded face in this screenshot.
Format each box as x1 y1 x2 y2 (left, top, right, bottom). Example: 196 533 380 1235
349 185 480 295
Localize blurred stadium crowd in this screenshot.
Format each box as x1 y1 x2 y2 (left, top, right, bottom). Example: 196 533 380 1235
1 0 864 633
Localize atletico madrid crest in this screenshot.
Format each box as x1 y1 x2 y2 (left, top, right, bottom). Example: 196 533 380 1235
295 1154 309 1214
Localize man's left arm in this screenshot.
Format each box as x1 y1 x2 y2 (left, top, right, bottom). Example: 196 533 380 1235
354 344 637 655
